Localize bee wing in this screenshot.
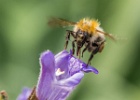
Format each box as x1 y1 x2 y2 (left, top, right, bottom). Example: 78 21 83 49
96 30 116 41
48 17 76 27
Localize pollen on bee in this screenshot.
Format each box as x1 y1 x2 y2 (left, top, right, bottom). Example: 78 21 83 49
75 18 100 34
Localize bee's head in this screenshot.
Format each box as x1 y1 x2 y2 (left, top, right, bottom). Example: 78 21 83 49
76 30 88 47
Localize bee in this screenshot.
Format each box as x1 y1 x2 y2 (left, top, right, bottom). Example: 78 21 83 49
48 17 115 66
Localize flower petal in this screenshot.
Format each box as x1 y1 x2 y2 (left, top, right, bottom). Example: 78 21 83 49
55 50 70 79
36 50 55 100
57 71 84 87
82 64 99 74
68 57 83 75
47 86 73 100
16 87 31 100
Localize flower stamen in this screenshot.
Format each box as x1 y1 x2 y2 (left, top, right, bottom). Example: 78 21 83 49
55 68 65 76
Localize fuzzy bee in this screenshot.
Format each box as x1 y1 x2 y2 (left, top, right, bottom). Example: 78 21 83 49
48 17 115 66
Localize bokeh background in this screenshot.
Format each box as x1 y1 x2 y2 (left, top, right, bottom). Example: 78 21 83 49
0 0 140 100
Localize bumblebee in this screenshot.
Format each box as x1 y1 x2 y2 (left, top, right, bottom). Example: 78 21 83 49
48 17 115 66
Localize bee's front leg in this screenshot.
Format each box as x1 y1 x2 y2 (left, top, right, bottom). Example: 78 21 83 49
64 31 71 49
64 30 76 50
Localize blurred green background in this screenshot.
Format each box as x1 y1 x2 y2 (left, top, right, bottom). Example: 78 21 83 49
0 0 140 100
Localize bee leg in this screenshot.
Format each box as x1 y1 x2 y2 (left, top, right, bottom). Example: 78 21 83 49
72 40 76 55
77 46 81 59
90 62 91 65
87 47 99 67
82 42 90 57
87 52 95 66
64 31 71 49
65 30 76 49
66 30 76 38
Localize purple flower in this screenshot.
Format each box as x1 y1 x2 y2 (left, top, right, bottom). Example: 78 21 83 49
17 50 98 100
16 87 31 100
36 50 98 100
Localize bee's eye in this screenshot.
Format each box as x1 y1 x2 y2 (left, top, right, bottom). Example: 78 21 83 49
92 43 98 47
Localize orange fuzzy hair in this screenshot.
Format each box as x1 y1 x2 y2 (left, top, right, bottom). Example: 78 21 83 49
75 18 100 35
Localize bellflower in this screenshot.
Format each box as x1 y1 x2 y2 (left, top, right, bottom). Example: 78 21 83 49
17 50 98 100
16 87 31 100
36 50 98 100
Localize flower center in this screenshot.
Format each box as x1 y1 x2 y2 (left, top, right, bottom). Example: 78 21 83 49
55 68 65 76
